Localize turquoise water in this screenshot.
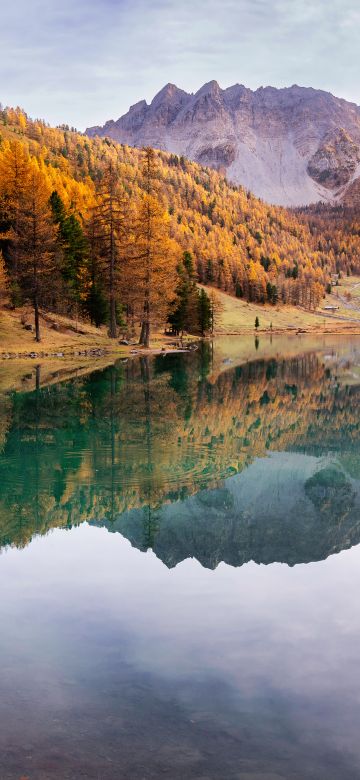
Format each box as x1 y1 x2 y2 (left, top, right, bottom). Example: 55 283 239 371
1 339 360 778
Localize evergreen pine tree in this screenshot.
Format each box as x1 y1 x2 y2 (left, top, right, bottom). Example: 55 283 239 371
84 212 108 327
169 251 200 335
50 191 89 314
198 289 211 335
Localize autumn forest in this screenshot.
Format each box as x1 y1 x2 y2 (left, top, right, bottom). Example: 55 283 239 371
1 105 360 343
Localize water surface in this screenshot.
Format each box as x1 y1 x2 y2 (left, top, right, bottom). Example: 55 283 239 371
1 336 360 778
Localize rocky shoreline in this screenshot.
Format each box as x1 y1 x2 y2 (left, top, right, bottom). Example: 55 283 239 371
0 341 199 361
0 348 109 360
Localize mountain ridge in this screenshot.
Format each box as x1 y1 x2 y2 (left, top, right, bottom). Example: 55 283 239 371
86 81 360 206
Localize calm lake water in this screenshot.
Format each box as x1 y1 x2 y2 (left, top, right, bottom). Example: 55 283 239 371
1 336 360 779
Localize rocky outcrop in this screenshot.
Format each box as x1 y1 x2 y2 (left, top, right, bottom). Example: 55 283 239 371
197 142 236 169
86 81 360 206
342 172 360 207
307 128 360 190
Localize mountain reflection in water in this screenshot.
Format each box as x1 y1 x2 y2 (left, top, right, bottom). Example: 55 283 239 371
1 339 360 567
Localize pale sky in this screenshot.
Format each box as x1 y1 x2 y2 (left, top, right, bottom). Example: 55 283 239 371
1 0 360 130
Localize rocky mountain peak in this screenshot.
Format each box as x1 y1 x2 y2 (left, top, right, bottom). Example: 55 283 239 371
86 81 360 206
151 82 189 108
128 99 148 114
194 80 221 97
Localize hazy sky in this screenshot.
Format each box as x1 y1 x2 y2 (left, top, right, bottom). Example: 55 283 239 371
1 0 360 130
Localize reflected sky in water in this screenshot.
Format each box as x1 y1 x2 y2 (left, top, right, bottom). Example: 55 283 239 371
1 525 360 779
1 337 360 778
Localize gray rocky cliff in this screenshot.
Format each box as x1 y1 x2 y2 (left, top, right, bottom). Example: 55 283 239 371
86 82 360 206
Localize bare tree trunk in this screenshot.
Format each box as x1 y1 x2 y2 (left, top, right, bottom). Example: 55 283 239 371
139 320 146 345
144 320 150 348
34 293 41 342
139 305 150 347
109 294 117 338
139 292 151 347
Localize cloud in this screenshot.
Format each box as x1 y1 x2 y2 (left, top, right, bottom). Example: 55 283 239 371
1 0 359 129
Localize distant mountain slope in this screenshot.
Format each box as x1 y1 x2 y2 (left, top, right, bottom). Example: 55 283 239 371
86 82 360 207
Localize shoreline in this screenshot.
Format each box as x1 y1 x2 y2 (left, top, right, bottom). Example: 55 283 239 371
3 278 360 360
1 331 359 396
0 342 199 361
2 325 360 361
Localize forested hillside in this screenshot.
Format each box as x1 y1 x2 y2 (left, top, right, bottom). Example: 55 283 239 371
1 105 360 342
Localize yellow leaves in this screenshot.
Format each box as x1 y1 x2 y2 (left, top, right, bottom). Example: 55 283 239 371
248 261 262 284
18 112 27 132
27 156 53 209
271 252 281 269
0 139 31 203
0 250 9 302
1 103 359 311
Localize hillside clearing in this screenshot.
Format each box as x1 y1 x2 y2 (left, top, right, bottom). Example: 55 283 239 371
205 280 360 335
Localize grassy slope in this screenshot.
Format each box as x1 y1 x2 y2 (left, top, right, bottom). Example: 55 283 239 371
0 308 112 353
207 277 360 335
0 307 185 357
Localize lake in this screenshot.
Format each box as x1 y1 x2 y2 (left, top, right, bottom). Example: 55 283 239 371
1 336 360 779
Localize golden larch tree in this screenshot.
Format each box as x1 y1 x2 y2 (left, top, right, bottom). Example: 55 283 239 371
0 140 31 283
14 159 57 341
0 250 9 304
134 148 179 347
